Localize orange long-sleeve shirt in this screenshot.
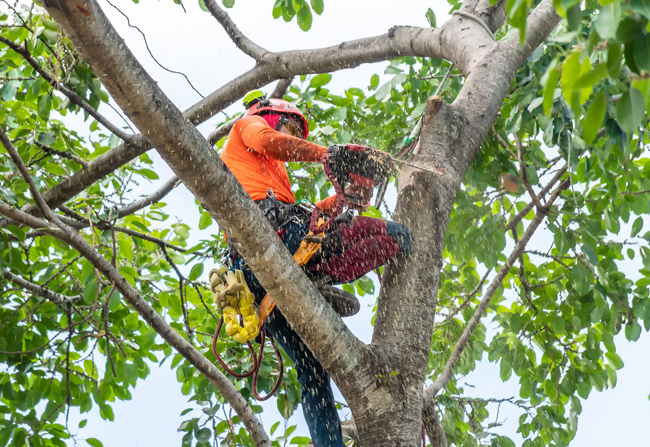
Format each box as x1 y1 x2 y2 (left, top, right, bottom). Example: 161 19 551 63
220 115 336 212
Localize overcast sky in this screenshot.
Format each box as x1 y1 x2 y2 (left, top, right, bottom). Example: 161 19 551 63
47 0 650 445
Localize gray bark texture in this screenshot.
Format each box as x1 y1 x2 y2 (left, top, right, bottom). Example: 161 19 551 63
28 0 562 445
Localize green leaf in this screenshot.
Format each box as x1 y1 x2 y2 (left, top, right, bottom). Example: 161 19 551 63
38 94 52 120
552 315 566 335
0 80 18 101
83 279 98 302
500 357 512 381
37 131 57 146
199 212 212 230
543 68 560 115
574 64 607 89
138 168 159 180
198 0 208 11
630 0 650 20
615 88 646 134
188 264 204 282
375 82 391 101
195 428 211 443
583 91 607 144
625 40 641 75
297 3 313 31
571 264 590 296
634 34 650 73
310 0 323 15
606 351 624 369
625 322 642 341
86 439 104 447
632 217 644 237
290 436 312 445
310 73 332 89
44 163 68 176
607 43 623 78
595 2 621 39
369 74 379 89
425 7 436 27
566 4 581 31
222 0 234 8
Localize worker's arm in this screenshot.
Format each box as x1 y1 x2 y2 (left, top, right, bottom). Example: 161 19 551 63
239 116 327 162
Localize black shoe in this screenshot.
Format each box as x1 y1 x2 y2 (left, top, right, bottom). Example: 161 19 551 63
318 283 360 317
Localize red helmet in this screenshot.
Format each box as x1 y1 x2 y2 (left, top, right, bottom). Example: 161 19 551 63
243 97 309 139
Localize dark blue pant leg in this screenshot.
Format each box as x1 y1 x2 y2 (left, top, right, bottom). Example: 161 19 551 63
241 219 344 447
264 310 344 447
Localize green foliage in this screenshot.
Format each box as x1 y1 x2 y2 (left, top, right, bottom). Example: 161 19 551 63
1 1 649 447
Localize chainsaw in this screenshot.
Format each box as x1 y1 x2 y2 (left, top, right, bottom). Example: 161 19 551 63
325 144 396 208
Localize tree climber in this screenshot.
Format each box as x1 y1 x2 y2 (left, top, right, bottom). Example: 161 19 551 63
218 91 411 447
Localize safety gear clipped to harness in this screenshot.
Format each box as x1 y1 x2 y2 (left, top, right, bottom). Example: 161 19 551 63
209 266 260 344
310 144 395 233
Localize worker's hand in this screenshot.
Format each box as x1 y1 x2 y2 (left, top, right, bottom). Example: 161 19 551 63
344 183 373 211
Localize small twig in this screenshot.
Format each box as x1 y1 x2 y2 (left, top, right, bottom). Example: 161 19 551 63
34 141 89 167
104 287 118 377
621 189 650 196
161 246 193 341
2 269 82 304
514 133 544 210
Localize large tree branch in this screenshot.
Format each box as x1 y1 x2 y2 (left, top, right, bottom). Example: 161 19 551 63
43 0 365 394
1 269 81 304
203 0 268 60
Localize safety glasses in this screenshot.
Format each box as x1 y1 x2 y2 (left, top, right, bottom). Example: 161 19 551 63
280 118 303 139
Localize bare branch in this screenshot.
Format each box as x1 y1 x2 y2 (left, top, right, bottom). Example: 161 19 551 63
426 210 547 399
207 119 239 147
271 77 294 99
0 36 133 141
58 205 189 252
203 0 268 60
1 269 81 304
116 176 181 218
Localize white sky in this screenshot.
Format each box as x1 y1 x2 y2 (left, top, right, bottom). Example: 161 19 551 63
48 0 650 445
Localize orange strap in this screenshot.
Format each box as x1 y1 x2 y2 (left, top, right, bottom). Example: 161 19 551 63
257 223 325 328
